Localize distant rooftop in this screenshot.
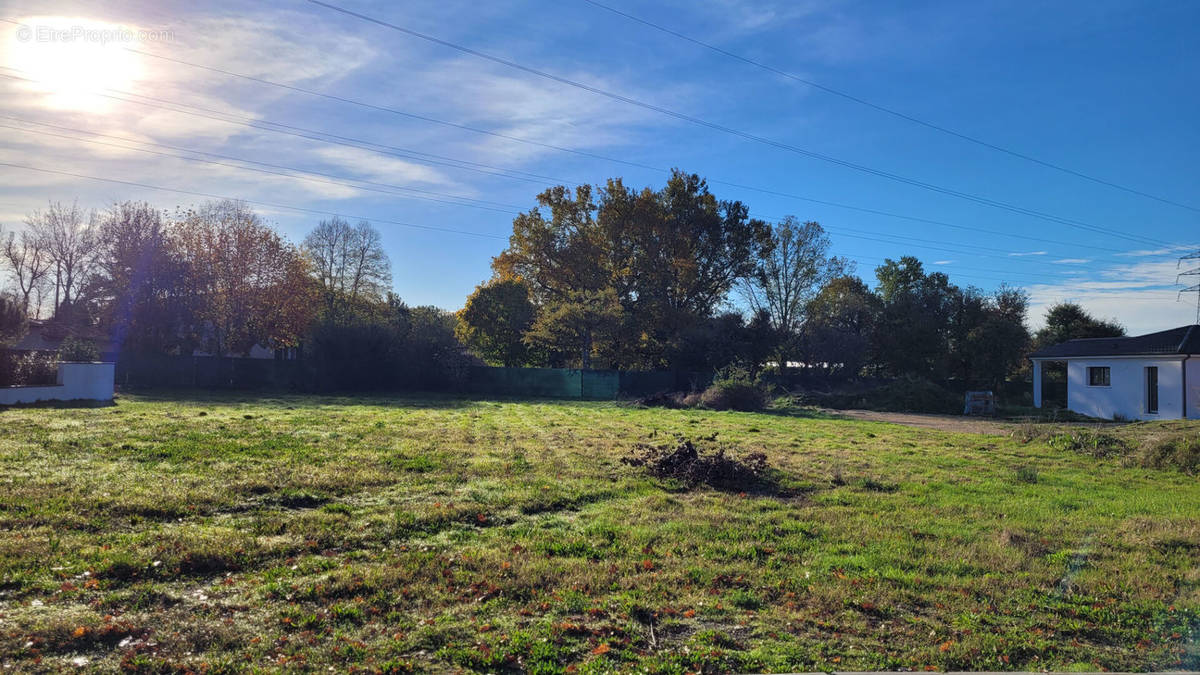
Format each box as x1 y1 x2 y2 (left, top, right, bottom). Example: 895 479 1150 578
8 319 117 354
1029 325 1200 359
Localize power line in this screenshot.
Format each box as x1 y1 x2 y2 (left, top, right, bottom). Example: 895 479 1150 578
0 78 1146 272
1178 249 1200 323
307 0 1173 248
811 231 1101 279
0 119 1109 281
0 106 1161 287
0 107 1130 270
0 116 1107 278
3 15 1188 257
578 0 1200 215
0 161 1176 298
0 79 1168 270
0 160 508 240
8 111 1121 276
752 211 1104 258
0 160 1052 285
2 63 1132 258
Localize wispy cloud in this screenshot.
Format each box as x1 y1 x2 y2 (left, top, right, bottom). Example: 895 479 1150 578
395 55 670 166
1009 251 1047 257
313 146 463 191
178 11 377 86
709 0 833 34
0 6 416 212
1116 245 1195 257
1051 258 1091 264
1026 259 1195 333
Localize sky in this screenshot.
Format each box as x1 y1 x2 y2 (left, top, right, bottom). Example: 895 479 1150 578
0 0 1197 334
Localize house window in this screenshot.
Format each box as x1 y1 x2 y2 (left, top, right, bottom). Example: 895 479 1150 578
1087 366 1110 387
1146 366 1158 414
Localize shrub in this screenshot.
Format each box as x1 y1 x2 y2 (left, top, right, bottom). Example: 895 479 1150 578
1037 428 1196 474
0 351 14 386
1012 465 1039 484
59 337 100 362
1046 430 1127 458
698 365 766 411
1135 433 1200 474
307 304 470 392
0 296 26 346
12 353 57 384
700 381 766 411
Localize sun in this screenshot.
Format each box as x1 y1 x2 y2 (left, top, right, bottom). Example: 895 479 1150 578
4 16 145 111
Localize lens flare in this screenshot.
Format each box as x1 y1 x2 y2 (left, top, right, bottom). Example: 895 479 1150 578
4 16 144 111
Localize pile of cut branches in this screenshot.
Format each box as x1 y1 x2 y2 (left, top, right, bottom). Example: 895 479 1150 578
621 436 769 489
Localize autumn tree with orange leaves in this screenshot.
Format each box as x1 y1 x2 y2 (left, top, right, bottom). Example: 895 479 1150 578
172 200 316 357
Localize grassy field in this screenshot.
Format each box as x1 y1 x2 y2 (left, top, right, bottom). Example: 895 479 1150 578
0 393 1197 673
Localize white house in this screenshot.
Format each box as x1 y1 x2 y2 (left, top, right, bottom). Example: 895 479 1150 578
1029 325 1200 420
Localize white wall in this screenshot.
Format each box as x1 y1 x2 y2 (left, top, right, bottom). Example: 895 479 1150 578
1188 357 1200 419
1067 357 1184 420
0 362 115 406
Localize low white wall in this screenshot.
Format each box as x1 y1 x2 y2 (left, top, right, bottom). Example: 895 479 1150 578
0 362 115 406
1067 357 1184 420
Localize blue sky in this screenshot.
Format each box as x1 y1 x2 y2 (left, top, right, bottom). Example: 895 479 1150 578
1 0 1197 333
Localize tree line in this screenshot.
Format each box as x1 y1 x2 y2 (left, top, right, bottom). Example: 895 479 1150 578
1 170 1126 392
1 199 314 355
0 199 466 388
458 170 1122 389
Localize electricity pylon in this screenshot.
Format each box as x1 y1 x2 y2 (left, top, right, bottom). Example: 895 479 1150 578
1179 250 1200 324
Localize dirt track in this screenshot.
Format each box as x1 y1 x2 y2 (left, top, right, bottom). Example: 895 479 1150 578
823 408 1015 435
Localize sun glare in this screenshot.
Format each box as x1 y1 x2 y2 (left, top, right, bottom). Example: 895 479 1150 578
5 16 145 111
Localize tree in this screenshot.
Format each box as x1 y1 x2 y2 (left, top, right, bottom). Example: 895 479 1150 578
629 171 773 322
666 308 777 375
308 295 411 390
948 284 1031 388
872 257 958 378
173 200 316 356
0 294 26 346
743 218 848 333
524 289 623 369
456 278 536 366
402 305 473 388
493 171 771 368
303 217 392 314
743 308 778 377
741 217 848 365
493 184 606 303
92 201 193 353
26 201 99 321
307 296 471 391
0 224 51 317
803 275 880 378
669 311 748 373
1034 302 1125 348
1031 302 1123 402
